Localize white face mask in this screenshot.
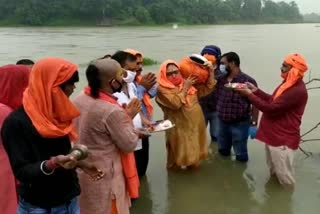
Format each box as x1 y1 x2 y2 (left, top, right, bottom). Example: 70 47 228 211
219 64 227 74
123 70 137 83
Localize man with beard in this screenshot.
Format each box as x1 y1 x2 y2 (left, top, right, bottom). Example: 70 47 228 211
111 51 148 165
124 49 157 177
235 53 308 188
215 52 259 162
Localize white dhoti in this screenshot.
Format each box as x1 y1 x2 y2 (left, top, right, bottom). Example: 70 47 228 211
265 144 295 187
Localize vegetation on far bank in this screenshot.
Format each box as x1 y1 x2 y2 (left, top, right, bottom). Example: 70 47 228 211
303 13 320 23
0 0 308 27
143 57 159 66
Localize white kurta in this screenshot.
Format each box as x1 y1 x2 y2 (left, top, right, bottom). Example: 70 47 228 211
113 82 142 150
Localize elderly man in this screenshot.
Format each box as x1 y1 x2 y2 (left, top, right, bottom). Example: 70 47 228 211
236 53 308 188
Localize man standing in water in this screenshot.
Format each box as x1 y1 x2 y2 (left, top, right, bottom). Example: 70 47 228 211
124 49 157 177
74 58 142 214
236 53 308 188
199 45 222 143
215 52 259 162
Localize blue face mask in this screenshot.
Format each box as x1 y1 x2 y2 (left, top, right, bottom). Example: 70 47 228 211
219 64 227 75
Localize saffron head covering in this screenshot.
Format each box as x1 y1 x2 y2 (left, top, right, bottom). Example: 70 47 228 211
23 57 80 140
274 53 308 100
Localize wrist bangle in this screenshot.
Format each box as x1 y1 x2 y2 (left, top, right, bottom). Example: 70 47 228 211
40 161 55 175
46 157 59 170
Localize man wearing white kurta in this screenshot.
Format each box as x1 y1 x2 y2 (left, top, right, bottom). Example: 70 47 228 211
114 70 143 151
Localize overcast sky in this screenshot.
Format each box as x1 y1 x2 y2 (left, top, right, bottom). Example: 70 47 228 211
275 0 319 14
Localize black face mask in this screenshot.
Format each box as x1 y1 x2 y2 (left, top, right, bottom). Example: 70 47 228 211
110 79 123 93
226 65 232 75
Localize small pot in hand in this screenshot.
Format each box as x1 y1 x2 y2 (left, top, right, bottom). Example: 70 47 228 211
69 144 89 161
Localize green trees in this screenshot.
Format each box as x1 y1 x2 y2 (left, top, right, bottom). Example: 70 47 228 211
241 0 262 20
0 0 305 26
261 0 303 23
304 13 320 23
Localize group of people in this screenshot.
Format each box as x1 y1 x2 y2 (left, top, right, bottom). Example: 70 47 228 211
0 45 308 214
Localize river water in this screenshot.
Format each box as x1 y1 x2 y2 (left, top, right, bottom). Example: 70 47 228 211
1 24 320 214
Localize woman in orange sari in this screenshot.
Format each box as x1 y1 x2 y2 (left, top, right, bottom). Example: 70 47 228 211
156 60 216 169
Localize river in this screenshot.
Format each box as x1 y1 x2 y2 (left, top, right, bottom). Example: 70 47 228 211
1 24 320 214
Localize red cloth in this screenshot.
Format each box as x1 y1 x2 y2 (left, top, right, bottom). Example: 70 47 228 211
248 80 308 150
0 65 30 109
0 65 30 214
0 104 17 214
84 87 140 199
112 199 118 214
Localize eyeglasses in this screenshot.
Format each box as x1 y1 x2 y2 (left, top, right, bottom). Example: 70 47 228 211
166 70 179 76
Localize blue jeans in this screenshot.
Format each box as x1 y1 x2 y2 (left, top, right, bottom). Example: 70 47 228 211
17 197 79 214
204 111 219 142
217 118 250 162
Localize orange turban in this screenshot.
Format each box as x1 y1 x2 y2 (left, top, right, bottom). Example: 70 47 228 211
284 53 308 72
203 54 217 64
23 58 80 141
274 53 308 100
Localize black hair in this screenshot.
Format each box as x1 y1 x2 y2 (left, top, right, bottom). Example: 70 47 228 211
221 52 240 67
100 54 111 59
59 71 79 89
16 59 35 65
111 51 137 68
85 64 101 98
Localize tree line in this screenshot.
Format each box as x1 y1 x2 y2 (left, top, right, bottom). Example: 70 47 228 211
0 0 304 26
303 13 320 23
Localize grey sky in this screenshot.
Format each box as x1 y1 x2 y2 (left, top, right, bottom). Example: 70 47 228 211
275 0 319 14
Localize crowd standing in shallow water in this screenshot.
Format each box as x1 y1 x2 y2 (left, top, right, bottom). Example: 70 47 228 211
0 45 308 213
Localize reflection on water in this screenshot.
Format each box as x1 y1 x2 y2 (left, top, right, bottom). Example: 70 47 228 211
1 24 320 214
261 179 294 214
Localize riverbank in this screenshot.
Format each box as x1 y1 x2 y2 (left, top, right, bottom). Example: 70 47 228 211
0 17 311 27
